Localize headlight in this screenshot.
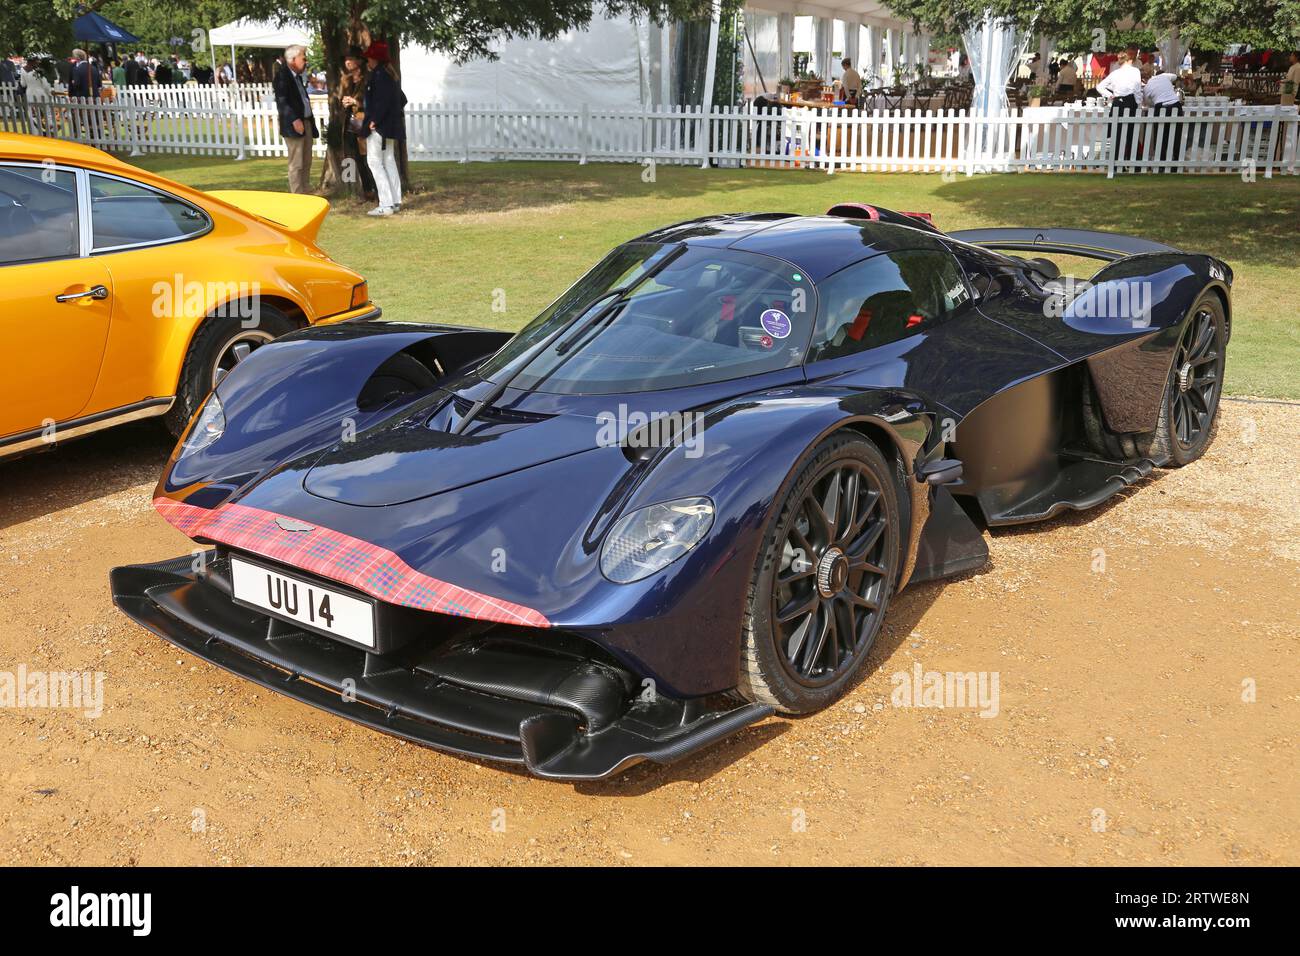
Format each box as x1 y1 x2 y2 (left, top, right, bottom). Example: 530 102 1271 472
600 497 714 583
180 394 225 456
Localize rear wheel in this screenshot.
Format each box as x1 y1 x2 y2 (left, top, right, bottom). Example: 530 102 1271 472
737 433 901 714
1140 295 1227 467
165 306 296 437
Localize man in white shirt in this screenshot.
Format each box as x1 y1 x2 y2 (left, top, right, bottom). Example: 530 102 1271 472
1143 69 1184 163
1096 53 1143 99
1096 52 1143 161
839 58 862 105
1143 71 1181 108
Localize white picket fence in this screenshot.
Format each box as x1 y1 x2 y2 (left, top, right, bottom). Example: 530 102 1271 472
2 83 1296 177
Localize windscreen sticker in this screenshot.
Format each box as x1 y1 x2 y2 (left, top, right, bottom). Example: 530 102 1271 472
760 308 792 339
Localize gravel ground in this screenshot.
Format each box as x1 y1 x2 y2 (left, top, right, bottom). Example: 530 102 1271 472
0 401 1296 865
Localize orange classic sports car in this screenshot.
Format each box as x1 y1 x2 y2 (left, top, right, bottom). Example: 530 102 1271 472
0 132 378 460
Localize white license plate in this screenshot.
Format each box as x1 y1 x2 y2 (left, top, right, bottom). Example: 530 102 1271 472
230 555 376 649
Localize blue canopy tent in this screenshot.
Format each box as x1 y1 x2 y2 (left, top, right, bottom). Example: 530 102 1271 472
72 10 141 46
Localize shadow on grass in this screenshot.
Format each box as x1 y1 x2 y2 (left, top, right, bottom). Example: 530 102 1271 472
127 151 1300 268
126 152 865 217
933 173 1300 270
388 162 845 217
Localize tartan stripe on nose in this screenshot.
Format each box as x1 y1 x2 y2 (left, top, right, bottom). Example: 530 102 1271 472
153 497 550 628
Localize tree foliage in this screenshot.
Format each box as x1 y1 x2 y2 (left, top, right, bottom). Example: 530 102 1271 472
229 1 709 62
881 0 1300 47
1 1 246 57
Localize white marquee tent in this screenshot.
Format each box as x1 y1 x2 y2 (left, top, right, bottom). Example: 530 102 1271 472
206 18 312 80
205 6 1029 119
207 18 313 50
401 13 650 110
207 15 649 109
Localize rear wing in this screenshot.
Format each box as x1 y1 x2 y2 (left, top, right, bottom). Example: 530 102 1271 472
947 227 1180 262
207 190 331 245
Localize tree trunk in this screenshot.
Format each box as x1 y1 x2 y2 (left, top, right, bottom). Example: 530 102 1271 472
316 15 346 195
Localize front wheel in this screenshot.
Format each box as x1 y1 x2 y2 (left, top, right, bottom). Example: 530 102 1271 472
1140 295 1227 467
737 433 901 715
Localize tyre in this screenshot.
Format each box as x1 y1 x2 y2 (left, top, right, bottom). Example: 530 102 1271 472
165 306 296 437
1139 294 1227 467
357 352 439 410
737 433 902 714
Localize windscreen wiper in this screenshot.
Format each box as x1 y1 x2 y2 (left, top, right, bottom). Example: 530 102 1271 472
449 292 618 436
554 244 686 356
552 295 627 357
451 245 685 436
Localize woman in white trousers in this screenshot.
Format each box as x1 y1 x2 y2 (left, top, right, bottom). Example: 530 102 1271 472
365 132 402 215
360 40 406 216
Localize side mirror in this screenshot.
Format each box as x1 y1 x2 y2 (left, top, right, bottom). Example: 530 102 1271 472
917 458 963 486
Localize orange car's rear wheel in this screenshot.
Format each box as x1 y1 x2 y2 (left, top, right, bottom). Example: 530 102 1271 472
165 306 295 437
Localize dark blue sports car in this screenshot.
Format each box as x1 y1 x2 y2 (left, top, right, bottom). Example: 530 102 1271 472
112 203 1231 779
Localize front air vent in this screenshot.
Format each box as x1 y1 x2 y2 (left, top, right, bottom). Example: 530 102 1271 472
425 394 552 437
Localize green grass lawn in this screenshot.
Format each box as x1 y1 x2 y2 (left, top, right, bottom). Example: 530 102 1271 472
128 154 1300 399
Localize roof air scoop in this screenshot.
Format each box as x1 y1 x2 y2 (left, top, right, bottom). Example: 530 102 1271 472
826 203 881 220
825 203 940 232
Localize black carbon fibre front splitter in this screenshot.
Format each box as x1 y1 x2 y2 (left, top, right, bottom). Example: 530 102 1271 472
109 556 773 781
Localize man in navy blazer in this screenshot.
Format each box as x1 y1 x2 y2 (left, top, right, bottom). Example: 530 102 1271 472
67 49 104 140
273 45 319 193
68 49 101 99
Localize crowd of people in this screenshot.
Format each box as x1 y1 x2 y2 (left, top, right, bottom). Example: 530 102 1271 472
0 45 329 96
2 40 407 215
1092 49 1184 159
1 48 201 94
273 41 406 217
821 42 1300 110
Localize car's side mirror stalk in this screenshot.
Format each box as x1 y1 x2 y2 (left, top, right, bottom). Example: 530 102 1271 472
917 458 963 485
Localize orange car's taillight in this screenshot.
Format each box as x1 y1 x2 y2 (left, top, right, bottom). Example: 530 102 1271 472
350 282 369 309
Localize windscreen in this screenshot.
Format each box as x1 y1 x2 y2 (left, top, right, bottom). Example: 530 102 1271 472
477 243 816 394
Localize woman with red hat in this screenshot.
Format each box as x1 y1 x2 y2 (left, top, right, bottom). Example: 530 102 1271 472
361 39 407 216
